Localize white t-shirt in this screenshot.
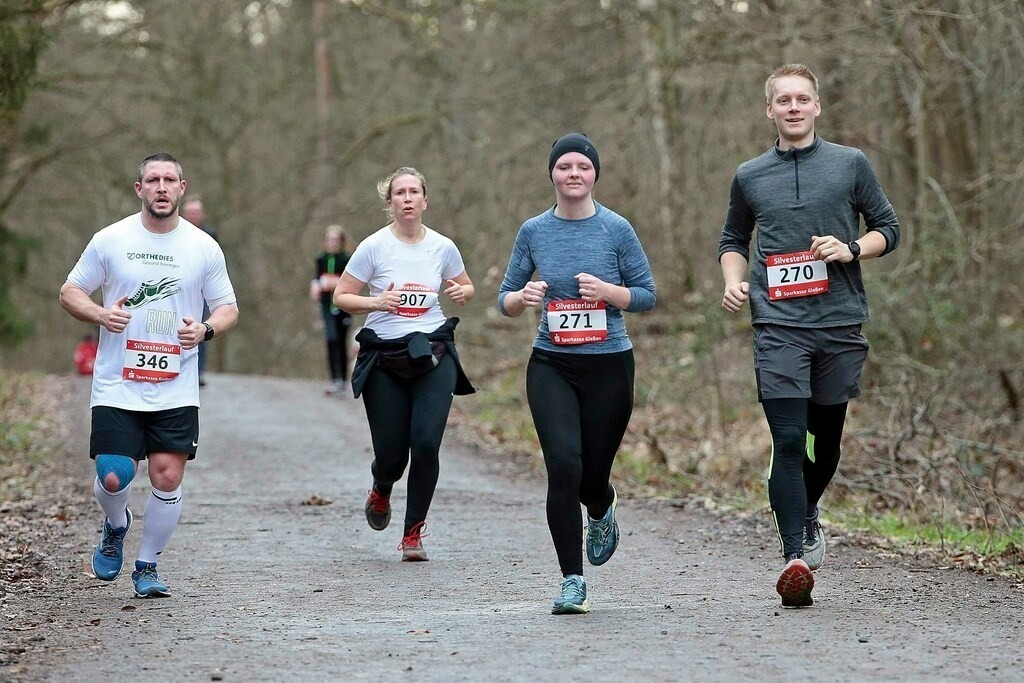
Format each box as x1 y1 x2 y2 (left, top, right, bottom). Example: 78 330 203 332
65 213 237 410
345 225 466 339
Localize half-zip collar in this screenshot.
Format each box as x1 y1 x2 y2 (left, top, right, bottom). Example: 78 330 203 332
773 135 822 201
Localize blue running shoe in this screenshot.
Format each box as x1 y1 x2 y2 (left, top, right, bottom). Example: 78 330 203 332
132 561 171 598
91 508 133 581
552 574 589 615
586 487 619 566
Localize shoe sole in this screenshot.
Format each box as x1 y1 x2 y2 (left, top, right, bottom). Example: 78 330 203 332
365 497 391 531
134 587 171 598
92 508 133 581
552 599 590 615
366 512 391 531
777 560 814 607
401 552 429 562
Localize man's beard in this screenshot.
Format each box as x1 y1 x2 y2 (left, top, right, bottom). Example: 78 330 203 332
145 196 179 219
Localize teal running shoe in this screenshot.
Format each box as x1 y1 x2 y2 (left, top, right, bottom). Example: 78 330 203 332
585 487 619 566
552 574 589 615
91 508 133 581
132 561 171 598
802 508 826 571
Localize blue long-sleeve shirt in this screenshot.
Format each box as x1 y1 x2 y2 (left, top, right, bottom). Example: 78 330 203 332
718 136 900 328
497 202 656 354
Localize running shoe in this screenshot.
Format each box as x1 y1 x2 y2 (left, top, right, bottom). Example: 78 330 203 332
91 508 133 581
364 488 391 531
776 558 814 607
131 561 171 598
803 510 827 571
398 522 428 562
585 486 620 566
552 574 589 615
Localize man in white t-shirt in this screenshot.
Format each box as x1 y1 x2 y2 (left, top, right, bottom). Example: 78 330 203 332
59 153 238 598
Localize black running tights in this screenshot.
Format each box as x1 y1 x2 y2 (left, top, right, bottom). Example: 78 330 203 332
361 353 456 535
762 398 848 559
527 349 634 577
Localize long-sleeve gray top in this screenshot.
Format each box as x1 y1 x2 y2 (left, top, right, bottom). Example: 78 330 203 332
498 202 657 354
718 136 900 328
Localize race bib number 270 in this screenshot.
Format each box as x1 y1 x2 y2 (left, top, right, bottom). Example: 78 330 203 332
766 251 828 301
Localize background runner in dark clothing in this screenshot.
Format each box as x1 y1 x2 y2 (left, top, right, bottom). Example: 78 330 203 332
310 225 353 395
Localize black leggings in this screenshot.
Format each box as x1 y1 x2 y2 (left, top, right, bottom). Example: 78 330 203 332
322 309 352 381
527 348 635 576
361 353 456 534
762 398 848 559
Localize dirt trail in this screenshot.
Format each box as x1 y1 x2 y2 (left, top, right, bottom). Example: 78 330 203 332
3 374 1023 682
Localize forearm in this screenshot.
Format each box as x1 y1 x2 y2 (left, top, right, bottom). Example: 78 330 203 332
59 283 103 325
205 304 239 336
855 231 889 260
603 284 632 310
498 289 527 318
720 251 749 286
334 292 379 315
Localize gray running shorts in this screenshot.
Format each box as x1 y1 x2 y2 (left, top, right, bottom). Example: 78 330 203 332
90 405 200 460
753 324 868 404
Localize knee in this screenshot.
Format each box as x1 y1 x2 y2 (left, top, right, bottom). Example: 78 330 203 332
146 455 186 491
545 456 582 491
771 423 806 461
95 454 137 492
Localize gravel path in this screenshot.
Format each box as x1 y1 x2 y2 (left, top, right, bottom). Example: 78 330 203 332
3 373 1023 682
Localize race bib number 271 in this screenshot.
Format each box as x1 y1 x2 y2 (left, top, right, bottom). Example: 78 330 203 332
548 300 607 345
766 251 828 301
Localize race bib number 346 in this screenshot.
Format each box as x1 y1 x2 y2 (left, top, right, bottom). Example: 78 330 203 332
766 251 828 301
123 339 181 382
548 300 607 345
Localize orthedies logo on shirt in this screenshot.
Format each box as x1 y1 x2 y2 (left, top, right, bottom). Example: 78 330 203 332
123 277 182 309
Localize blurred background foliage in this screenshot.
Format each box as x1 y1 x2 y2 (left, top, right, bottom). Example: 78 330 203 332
1 0 1022 564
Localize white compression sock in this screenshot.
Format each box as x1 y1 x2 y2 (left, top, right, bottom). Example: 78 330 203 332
93 477 131 529
137 486 182 564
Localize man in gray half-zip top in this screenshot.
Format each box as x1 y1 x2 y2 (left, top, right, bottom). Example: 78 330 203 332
718 63 900 608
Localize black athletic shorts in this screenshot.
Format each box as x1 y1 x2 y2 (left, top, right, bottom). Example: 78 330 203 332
753 324 868 404
90 406 200 461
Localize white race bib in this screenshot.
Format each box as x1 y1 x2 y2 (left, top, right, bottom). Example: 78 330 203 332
766 251 828 301
122 339 181 383
548 300 608 345
395 283 439 318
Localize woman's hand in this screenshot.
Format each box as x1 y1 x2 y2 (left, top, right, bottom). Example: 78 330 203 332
575 273 608 303
374 283 400 314
444 279 467 306
521 280 548 308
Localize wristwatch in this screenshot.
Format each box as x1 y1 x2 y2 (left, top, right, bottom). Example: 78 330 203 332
848 240 861 261
203 322 215 341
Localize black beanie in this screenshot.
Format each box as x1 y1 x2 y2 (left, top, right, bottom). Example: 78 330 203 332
548 132 600 181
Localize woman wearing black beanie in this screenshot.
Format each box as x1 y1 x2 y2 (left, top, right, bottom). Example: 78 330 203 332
497 132 657 614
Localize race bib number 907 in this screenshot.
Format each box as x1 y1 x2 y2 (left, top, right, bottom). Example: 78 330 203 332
395 283 439 318
766 251 828 301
